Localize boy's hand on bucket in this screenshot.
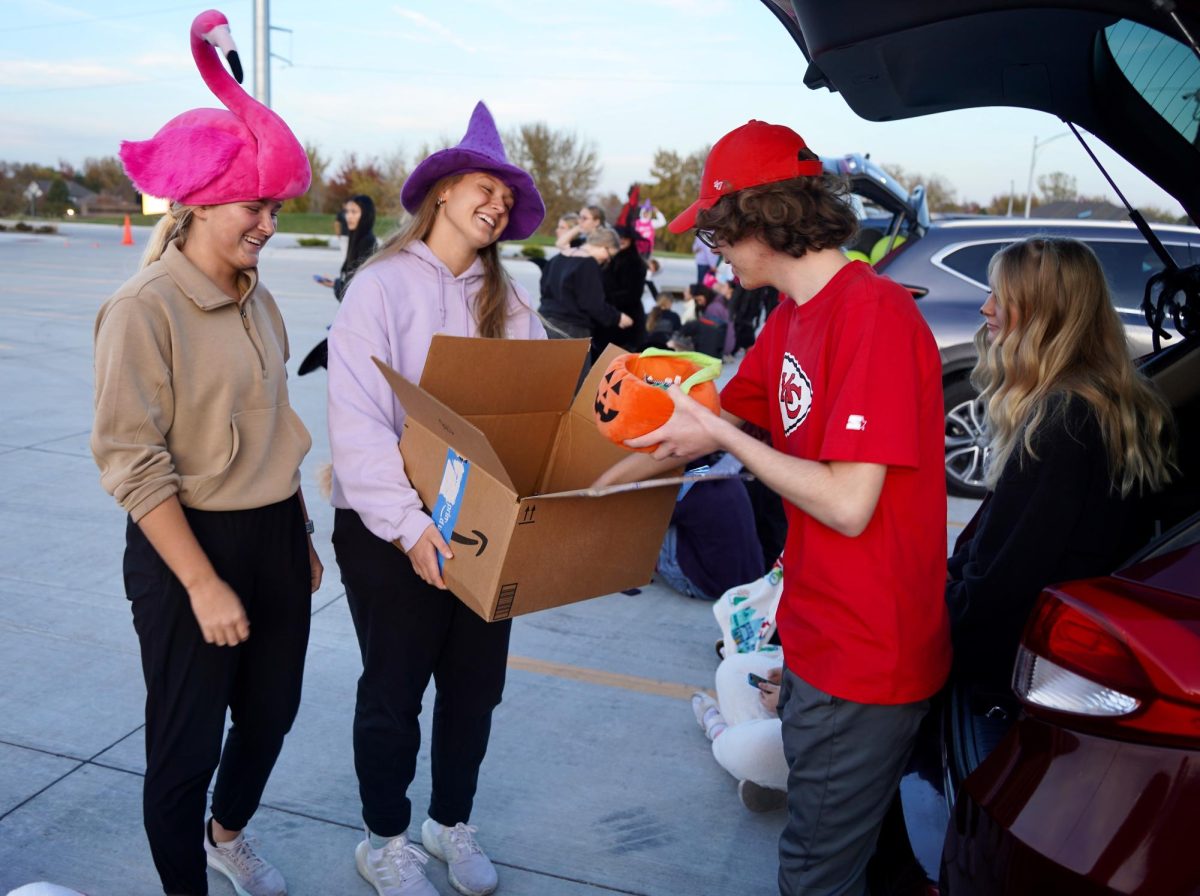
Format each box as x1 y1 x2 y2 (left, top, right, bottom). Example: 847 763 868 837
624 384 721 460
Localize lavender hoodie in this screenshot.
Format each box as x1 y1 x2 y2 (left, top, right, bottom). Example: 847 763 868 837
327 239 546 549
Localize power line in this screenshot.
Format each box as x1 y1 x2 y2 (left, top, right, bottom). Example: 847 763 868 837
286 62 805 88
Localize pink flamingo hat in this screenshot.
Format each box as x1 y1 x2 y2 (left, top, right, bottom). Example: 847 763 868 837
119 9 310 205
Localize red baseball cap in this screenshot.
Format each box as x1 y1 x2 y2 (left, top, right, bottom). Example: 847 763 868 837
668 120 824 233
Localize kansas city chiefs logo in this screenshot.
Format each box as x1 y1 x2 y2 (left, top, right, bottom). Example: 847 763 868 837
779 352 812 435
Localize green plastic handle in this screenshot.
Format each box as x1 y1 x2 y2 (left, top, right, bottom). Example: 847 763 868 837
638 347 723 394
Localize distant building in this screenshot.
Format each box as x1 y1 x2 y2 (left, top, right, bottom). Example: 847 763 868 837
35 179 99 214
32 179 139 215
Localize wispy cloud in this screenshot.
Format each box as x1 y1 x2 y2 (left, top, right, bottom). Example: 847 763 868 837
0 59 131 89
390 7 477 54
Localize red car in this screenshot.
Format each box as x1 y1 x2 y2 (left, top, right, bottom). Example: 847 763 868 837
762 1 1200 892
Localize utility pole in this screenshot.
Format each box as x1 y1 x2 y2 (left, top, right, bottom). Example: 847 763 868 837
254 0 270 107
1024 132 1069 218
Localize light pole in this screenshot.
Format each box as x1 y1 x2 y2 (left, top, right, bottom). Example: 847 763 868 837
1024 131 1069 218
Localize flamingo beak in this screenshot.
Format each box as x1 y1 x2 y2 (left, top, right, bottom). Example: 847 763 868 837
205 24 244 84
226 50 244 84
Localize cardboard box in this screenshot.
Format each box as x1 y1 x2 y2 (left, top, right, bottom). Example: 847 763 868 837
372 336 684 622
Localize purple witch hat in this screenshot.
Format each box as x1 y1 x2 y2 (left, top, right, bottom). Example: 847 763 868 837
401 101 545 241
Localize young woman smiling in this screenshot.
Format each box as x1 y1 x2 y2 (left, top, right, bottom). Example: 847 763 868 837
92 11 318 894
326 101 546 896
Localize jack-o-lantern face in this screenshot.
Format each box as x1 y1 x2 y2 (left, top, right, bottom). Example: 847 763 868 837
594 349 722 451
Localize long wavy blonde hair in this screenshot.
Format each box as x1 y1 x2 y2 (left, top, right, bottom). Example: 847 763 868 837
972 237 1174 497
359 173 517 339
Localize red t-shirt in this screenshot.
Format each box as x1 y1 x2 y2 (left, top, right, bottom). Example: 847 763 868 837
721 261 951 704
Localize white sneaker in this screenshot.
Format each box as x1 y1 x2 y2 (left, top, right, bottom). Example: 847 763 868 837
420 819 498 896
204 826 286 896
354 833 437 896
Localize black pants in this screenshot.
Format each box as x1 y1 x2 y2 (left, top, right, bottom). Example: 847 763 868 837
124 495 312 896
333 508 511 837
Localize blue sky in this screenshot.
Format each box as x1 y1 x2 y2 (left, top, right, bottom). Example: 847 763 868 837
0 0 1185 215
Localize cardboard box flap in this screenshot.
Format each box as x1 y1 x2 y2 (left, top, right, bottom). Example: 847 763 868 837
372 357 514 491
421 335 590 416
571 342 627 421
534 469 750 500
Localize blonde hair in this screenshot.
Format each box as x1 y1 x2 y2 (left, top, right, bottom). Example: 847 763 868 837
972 237 1174 497
140 202 197 269
360 173 516 339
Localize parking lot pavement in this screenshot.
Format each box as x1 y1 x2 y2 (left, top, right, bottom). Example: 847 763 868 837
0 224 978 896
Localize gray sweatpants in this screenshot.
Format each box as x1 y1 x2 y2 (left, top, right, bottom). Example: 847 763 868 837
777 667 928 896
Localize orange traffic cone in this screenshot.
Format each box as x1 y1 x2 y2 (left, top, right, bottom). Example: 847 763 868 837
121 214 134 246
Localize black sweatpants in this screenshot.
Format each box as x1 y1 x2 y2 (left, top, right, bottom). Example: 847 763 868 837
124 495 312 896
333 508 511 838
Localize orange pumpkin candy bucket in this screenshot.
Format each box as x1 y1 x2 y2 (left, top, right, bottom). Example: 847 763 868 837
594 348 722 451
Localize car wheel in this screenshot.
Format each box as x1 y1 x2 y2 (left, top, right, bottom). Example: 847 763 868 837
944 378 988 498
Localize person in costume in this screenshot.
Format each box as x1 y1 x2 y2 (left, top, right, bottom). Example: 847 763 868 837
595 119 951 896
946 237 1174 710
327 101 545 896
91 10 318 896
316 194 379 301
595 224 648 353
633 201 666 258
301 194 380 375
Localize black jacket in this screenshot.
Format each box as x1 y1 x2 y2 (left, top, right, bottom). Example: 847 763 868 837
538 254 620 331
946 395 1151 692
598 246 647 351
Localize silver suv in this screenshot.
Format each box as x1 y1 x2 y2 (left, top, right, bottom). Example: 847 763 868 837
829 154 1198 496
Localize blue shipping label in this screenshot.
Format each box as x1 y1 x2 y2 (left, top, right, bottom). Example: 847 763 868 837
432 450 469 573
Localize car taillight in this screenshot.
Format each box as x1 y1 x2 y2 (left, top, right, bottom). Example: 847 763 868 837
1013 588 1200 748
1013 651 1140 716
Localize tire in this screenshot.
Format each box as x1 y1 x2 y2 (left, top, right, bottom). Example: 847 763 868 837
943 377 988 498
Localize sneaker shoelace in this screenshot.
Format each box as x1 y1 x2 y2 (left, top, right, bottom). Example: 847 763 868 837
378 838 430 884
445 823 484 860
218 835 269 878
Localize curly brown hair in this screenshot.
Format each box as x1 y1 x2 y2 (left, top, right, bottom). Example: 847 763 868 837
695 167 858 259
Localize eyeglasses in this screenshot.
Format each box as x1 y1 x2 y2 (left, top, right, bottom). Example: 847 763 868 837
696 228 719 249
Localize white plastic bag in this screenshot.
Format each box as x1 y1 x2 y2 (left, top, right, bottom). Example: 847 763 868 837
713 558 784 655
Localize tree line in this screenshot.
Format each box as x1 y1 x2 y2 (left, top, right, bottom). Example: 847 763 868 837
2 123 1186 243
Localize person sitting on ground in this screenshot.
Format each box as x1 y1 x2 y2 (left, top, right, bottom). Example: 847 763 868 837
645 293 682 350
692 650 788 813
670 284 728 359
655 454 764 601
709 274 738 359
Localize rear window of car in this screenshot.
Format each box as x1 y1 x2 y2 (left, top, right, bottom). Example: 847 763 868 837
937 239 1191 309
1105 20 1200 145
